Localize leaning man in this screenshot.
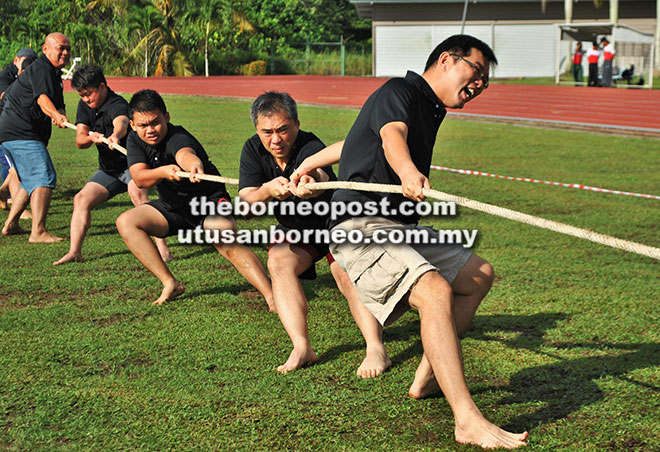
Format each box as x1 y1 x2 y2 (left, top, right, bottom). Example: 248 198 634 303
0 33 71 242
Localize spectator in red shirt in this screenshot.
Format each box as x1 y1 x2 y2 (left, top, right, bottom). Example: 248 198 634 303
571 42 585 86
586 41 601 87
600 37 616 87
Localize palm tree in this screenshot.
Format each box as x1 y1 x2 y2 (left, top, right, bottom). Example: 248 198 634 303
185 0 255 77
67 23 104 63
151 0 194 76
126 4 163 76
88 0 194 76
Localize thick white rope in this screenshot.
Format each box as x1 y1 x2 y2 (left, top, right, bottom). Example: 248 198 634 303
174 173 660 261
59 120 658 260
63 122 128 155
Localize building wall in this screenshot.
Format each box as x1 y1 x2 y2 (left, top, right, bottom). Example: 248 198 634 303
371 1 654 27
369 1 656 77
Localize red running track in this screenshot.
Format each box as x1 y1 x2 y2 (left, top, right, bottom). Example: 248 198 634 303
65 75 660 135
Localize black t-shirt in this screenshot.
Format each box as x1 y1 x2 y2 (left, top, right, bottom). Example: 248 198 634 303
0 54 65 145
329 71 446 227
76 89 129 175
239 130 336 231
0 62 19 96
127 124 228 210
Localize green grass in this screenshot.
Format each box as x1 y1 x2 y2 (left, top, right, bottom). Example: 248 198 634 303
1 93 659 451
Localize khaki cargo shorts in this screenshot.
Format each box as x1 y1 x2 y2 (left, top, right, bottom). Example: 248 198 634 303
329 217 472 325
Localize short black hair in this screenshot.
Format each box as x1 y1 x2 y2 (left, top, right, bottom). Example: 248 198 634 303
128 89 167 119
71 64 107 91
20 55 37 71
250 91 298 125
424 34 497 72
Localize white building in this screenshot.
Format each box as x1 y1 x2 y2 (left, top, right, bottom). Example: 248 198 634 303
351 0 657 79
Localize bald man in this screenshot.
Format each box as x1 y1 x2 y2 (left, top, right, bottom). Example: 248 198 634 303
0 33 71 242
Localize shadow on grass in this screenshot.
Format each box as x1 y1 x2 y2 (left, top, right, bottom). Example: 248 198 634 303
468 313 660 432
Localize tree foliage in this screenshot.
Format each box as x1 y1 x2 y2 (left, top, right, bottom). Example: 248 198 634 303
0 0 370 76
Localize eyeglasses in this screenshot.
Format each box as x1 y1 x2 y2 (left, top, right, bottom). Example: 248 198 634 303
449 53 489 89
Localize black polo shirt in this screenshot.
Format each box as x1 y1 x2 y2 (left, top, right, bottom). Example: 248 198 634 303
0 62 19 96
127 124 228 210
329 71 446 227
0 54 65 145
76 89 129 176
239 130 336 231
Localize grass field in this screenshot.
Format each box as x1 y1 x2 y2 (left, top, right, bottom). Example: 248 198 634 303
1 93 659 451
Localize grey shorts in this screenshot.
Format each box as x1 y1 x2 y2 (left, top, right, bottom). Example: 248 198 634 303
88 169 131 198
329 217 472 325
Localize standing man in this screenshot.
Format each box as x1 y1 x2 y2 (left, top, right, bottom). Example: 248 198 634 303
586 41 601 87
600 37 616 87
239 92 390 377
54 64 172 265
0 51 37 212
0 33 71 242
299 35 528 448
571 42 585 86
117 89 273 307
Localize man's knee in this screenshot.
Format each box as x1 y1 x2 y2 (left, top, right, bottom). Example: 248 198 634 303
409 271 453 312
73 190 96 211
115 211 133 236
267 246 301 277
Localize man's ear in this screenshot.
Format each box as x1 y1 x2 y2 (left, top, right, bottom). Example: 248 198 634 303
165 112 170 123
437 52 452 71
129 119 136 132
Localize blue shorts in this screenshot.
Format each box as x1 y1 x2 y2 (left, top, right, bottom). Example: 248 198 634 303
2 140 56 195
0 144 12 182
88 169 131 198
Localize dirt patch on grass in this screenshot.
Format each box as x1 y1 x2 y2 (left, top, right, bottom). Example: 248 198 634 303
604 437 649 451
0 290 65 309
92 313 124 327
238 290 262 300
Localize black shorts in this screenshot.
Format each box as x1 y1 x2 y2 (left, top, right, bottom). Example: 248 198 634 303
268 224 334 280
148 195 230 237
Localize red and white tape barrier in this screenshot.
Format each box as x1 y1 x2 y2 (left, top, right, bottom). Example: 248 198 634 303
430 165 660 200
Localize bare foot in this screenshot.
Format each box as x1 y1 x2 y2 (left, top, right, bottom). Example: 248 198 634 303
153 279 185 305
53 252 83 266
2 224 27 236
455 413 528 449
19 209 32 220
276 347 317 374
28 232 65 243
409 355 440 399
356 346 391 378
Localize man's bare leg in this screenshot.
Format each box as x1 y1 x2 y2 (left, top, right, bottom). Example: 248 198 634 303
2 187 29 235
28 187 64 243
128 180 173 262
410 254 494 399
408 270 527 449
330 261 391 378
1 170 32 219
116 204 183 305
266 243 317 373
0 172 9 210
54 182 109 265
203 215 274 311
